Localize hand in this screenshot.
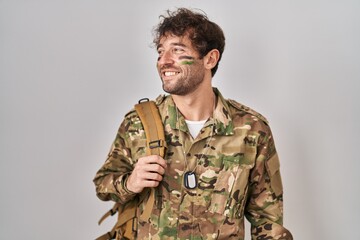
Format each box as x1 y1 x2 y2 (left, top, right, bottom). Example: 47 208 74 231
126 155 167 193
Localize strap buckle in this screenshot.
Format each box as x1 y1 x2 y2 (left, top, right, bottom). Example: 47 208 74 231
149 140 163 149
132 217 138 233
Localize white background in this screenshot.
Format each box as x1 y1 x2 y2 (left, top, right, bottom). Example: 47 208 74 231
1 1 359 239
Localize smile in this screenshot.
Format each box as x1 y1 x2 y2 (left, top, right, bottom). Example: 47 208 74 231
164 71 179 77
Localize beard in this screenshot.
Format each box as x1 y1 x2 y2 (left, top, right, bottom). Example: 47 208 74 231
161 64 205 96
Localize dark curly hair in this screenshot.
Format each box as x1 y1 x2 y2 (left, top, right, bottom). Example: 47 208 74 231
153 8 225 77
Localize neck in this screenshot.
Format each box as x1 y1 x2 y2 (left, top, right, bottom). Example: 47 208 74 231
172 86 215 121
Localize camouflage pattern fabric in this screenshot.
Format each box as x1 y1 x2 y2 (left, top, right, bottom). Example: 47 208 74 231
94 88 293 240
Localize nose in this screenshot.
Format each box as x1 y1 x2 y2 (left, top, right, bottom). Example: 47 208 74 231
157 50 174 66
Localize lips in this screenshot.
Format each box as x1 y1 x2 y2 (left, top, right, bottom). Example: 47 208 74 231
161 69 180 79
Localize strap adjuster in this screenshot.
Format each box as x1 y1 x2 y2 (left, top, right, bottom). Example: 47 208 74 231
149 140 163 149
132 217 138 233
110 208 117 216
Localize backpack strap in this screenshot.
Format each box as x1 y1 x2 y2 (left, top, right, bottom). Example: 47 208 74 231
134 98 165 221
96 99 165 240
96 201 137 240
98 203 120 226
134 98 166 157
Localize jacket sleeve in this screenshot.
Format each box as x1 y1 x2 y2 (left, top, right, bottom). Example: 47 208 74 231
93 114 138 204
245 124 293 240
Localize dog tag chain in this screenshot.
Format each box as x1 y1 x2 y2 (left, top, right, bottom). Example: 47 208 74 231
176 103 215 190
180 127 214 190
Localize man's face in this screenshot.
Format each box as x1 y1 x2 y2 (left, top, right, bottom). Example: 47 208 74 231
156 34 206 96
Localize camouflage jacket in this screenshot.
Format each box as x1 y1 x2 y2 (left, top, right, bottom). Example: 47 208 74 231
94 88 292 240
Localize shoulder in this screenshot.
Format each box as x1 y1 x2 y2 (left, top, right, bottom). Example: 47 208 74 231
226 98 275 146
123 94 167 123
155 94 167 105
226 98 269 125
124 107 138 121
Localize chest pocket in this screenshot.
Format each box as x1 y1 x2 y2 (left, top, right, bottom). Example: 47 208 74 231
207 144 256 219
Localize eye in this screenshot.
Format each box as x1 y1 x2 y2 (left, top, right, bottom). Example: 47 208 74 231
157 48 164 56
174 48 185 54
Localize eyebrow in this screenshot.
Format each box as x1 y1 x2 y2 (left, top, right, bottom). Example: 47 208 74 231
157 42 187 50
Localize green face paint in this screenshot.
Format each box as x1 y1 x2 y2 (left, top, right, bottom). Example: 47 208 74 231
180 60 194 65
179 56 195 65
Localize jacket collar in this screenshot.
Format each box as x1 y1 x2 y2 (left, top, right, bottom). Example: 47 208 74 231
156 88 234 137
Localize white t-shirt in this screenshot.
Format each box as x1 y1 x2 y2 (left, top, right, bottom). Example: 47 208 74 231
185 119 207 139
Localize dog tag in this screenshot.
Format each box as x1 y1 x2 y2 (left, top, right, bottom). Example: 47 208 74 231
184 171 197 189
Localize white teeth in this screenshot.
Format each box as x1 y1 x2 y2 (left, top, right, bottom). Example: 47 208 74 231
164 71 177 77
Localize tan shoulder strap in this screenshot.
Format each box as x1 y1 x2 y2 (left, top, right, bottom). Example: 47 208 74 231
134 98 165 157
98 203 120 226
97 99 165 240
134 98 165 222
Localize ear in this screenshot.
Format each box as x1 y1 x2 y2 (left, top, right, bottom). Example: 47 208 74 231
203 49 220 71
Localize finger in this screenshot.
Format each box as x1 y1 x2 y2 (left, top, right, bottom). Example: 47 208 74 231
132 166 164 181
144 172 163 182
137 156 167 170
142 163 166 175
133 161 165 175
144 155 167 168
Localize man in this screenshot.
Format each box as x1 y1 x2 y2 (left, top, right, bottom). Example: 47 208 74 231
94 8 292 240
